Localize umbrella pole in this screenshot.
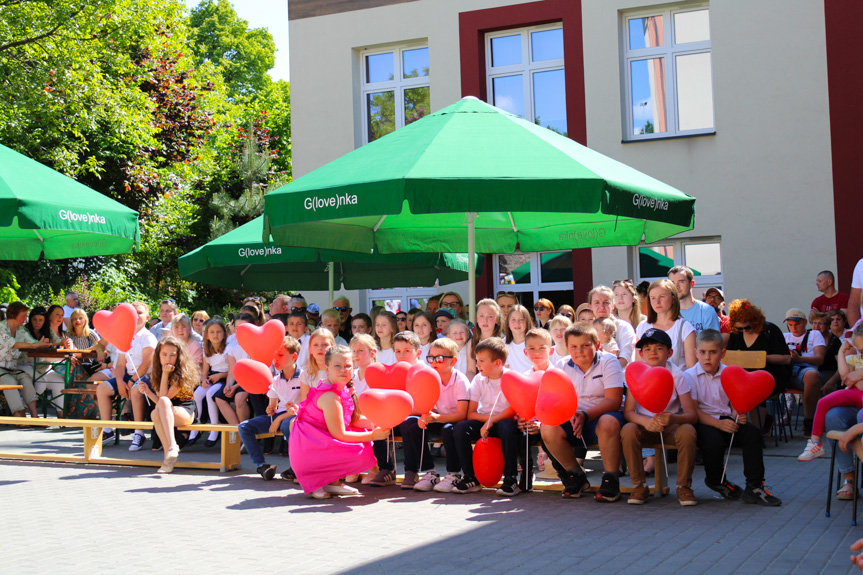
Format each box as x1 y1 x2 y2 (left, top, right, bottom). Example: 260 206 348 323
468 212 476 324
328 261 334 308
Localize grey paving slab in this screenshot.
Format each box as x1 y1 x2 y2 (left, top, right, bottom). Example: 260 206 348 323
0 424 861 574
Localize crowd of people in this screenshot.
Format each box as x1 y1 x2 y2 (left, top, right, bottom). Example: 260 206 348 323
1 263 862 504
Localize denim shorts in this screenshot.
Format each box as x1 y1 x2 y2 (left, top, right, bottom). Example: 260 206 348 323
789 364 817 390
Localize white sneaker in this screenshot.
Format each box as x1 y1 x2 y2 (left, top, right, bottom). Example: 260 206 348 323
414 471 440 492
310 488 331 499
129 433 145 452
798 439 825 462
433 473 460 493
323 483 359 495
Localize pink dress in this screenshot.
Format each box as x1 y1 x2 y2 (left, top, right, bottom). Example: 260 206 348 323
289 381 376 494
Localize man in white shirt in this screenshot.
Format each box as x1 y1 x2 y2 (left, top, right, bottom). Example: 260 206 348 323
62 292 79 329
668 266 720 333
783 308 826 437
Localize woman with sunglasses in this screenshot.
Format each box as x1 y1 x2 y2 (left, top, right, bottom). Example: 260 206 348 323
533 299 555 330
726 299 791 397
557 305 576 322
190 311 210 337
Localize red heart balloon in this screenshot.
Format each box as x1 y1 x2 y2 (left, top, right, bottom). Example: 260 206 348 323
358 389 414 429
501 370 543 420
406 364 441 414
93 303 138 352
233 359 273 395
473 437 504 487
236 319 285 365
720 366 775 414
365 361 410 391
626 364 674 414
624 361 650 388
536 367 578 426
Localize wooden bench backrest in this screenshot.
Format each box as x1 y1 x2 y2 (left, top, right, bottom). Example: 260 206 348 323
724 349 767 369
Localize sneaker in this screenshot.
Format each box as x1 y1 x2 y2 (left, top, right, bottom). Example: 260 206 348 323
434 473 460 493
677 486 697 506
452 475 482 494
129 433 145 452
742 484 782 506
595 472 621 503
838 481 855 500
496 476 521 497
323 483 360 495
798 439 825 462
627 484 650 505
704 478 743 500
414 470 440 492
560 471 590 498
280 468 297 483
257 464 276 481
101 430 115 442
368 469 397 487
310 488 331 500
401 470 419 490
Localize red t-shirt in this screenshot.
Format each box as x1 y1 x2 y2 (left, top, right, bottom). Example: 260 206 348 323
811 292 850 313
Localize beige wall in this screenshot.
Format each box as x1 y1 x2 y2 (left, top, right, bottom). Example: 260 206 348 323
584 0 835 323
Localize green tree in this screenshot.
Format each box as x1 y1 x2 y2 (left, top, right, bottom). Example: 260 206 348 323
188 0 275 98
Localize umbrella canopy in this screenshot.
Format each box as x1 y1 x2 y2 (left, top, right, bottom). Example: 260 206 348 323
262 97 695 254
0 144 140 260
179 216 482 291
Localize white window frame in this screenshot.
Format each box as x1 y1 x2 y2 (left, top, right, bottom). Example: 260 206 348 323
634 237 723 299
622 4 714 141
492 250 573 303
360 42 430 145
485 24 565 128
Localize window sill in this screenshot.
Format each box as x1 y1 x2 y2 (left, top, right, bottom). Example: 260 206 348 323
622 131 716 144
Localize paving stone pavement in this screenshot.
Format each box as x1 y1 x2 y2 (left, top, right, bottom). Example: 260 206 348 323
1 424 861 574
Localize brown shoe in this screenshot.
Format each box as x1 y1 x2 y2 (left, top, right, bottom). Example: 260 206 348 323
677 486 697 506
627 484 650 505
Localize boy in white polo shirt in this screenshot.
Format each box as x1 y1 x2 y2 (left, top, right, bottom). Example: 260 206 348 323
687 329 781 506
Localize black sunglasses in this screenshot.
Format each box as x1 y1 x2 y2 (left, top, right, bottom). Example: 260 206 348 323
426 355 455 364
333 306 350 312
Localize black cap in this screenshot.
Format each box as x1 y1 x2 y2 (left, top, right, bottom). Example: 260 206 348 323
434 309 454 321
635 328 672 349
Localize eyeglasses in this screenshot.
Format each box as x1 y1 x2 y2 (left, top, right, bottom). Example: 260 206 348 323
534 306 548 312
396 315 407 321
426 355 455 364
333 306 349 312
734 324 754 333
441 300 460 308
192 318 205 323
560 313 573 319
291 307 307 313
496 291 518 298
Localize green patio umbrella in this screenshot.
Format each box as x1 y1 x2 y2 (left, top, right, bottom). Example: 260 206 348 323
263 97 696 320
0 144 140 260
179 216 482 298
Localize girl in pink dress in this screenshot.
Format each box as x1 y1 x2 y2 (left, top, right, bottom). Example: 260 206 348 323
289 345 389 499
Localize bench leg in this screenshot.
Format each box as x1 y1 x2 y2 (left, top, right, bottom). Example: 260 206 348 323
220 430 242 472
83 426 104 461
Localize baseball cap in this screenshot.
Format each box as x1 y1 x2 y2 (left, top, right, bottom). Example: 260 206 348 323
434 309 454 321
307 304 321 315
635 328 673 349
704 287 724 300
784 308 807 322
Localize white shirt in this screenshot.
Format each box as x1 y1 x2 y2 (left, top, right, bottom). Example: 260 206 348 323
685 362 731 419
419 343 430 364
126 327 158 376
470 370 509 416
62 305 77 319
635 318 696 367
296 333 310 372
560 350 624 411
268 367 302 410
300 368 327 389
614 318 636 363
455 345 468 376
353 368 369 395
784 330 826 357
225 334 249 362
853 258 863 318
505 340 533 373
551 348 569 368
377 347 397 366
435 369 471 416
204 349 230 373
633 361 691 418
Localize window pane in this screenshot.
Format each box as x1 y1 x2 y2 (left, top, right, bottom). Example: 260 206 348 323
403 47 429 78
628 16 664 50
630 58 667 136
531 28 563 62
498 254 531 285
639 245 674 277
491 34 522 67
676 52 714 131
684 243 721 276
539 290 573 311
540 252 572 283
533 69 567 135
492 75 524 117
404 86 430 126
366 52 394 83
366 91 395 142
674 10 710 44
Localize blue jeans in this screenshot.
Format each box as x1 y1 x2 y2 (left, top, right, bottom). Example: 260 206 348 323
825 406 860 474
238 413 293 467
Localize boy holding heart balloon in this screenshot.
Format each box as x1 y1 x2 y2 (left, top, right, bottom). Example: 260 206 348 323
621 328 699 506
686 330 781 506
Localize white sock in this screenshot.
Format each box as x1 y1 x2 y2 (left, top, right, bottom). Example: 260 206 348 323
134 430 145 437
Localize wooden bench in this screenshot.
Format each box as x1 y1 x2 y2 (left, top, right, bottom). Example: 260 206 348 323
0 416 242 472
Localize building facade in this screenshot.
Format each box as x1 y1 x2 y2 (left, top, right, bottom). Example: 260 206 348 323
286 0 860 322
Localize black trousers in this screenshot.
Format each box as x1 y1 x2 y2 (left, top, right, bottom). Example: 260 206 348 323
696 419 764 487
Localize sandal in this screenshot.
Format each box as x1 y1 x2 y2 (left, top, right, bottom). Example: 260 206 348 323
838 481 855 501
